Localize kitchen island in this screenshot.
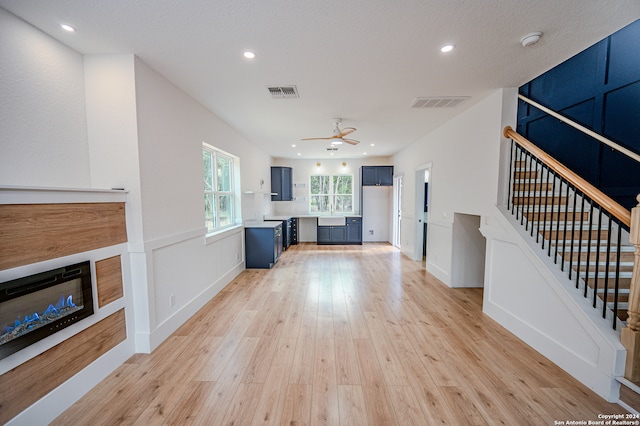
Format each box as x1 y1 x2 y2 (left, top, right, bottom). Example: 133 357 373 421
244 221 282 268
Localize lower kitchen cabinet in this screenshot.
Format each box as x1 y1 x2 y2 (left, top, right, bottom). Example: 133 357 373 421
265 218 292 250
245 224 283 268
346 217 362 244
290 217 298 245
317 217 361 245
317 225 331 243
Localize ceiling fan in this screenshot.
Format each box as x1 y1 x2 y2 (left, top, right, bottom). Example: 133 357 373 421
301 118 360 145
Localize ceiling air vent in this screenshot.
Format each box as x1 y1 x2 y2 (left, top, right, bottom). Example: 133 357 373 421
411 96 470 108
267 85 299 99
326 147 338 152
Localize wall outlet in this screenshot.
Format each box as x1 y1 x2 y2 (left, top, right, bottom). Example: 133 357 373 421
369 230 374 235
169 294 175 307
236 252 241 261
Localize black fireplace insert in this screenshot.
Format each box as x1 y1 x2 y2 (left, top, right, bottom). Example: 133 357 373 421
0 261 94 360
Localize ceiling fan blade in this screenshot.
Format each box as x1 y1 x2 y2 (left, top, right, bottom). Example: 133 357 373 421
300 137 334 141
342 138 360 145
337 127 356 137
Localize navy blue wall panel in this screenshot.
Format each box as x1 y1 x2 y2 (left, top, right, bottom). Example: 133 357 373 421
607 23 640 87
603 81 640 150
518 19 640 210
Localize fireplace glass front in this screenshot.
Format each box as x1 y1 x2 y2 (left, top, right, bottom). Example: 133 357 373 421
0 261 94 360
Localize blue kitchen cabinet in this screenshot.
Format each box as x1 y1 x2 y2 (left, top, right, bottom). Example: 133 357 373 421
346 217 362 244
361 166 393 186
317 217 361 245
245 223 283 268
271 167 293 201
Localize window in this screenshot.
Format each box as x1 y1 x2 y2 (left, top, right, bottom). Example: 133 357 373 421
203 144 235 233
310 174 353 213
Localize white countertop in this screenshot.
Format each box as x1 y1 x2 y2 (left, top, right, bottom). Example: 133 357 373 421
263 215 293 220
243 221 281 228
265 213 361 220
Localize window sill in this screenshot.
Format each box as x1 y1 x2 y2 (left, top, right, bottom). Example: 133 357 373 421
204 224 243 245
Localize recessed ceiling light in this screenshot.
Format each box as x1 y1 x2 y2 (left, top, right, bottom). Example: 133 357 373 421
60 24 76 32
291 144 296 148
440 44 455 53
370 143 375 147
363 152 368 155
297 153 301 156
243 51 256 59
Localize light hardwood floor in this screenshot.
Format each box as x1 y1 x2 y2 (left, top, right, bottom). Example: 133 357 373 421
53 243 627 425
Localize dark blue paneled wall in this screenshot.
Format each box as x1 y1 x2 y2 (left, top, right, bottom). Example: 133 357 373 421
517 20 640 210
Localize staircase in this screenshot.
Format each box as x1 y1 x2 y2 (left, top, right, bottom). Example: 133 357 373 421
504 125 640 411
510 158 634 326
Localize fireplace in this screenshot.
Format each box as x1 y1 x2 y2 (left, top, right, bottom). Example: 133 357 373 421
0 261 94 360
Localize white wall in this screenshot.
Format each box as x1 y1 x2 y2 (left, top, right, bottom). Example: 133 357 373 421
362 186 391 242
0 8 90 188
392 89 507 285
84 54 144 244
130 57 273 350
392 86 624 400
0 12 136 424
1 10 274 422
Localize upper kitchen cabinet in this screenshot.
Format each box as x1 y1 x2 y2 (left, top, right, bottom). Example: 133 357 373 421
361 166 393 186
271 166 293 201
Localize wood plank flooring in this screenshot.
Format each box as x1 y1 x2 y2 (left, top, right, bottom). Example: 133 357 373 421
53 243 627 425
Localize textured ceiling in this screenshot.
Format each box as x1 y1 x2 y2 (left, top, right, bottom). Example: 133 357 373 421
1 0 639 159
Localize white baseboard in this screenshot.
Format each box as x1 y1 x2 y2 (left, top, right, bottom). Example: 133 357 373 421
142 261 245 353
426 260 450 286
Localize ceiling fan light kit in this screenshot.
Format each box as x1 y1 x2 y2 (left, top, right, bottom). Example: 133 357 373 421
301 118 361 146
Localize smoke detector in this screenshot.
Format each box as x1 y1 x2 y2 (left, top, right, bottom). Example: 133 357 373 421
521 32 543 47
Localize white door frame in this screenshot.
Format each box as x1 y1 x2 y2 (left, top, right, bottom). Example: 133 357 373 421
392 175 403 248
413 163 432 262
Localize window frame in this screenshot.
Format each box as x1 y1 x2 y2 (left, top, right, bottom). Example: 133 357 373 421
309 173 354 214
203 143 237 234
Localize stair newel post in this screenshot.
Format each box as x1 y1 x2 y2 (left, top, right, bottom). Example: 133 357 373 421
622 194 640 381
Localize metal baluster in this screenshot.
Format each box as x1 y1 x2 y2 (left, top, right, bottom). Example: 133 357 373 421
603 213 613 319
612 223 622 330
549 170 558 258
584 198 594 298
542 166 550 251
534 158 542 243
508 140 514 212
561 180 570 272
554 178 562 264
593 206 603 309
517 147 524 223
576 192 585 289
526 152 534 232
568 186 578 280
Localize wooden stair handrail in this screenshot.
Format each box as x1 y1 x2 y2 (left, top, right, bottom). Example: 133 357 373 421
504 126 631 227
